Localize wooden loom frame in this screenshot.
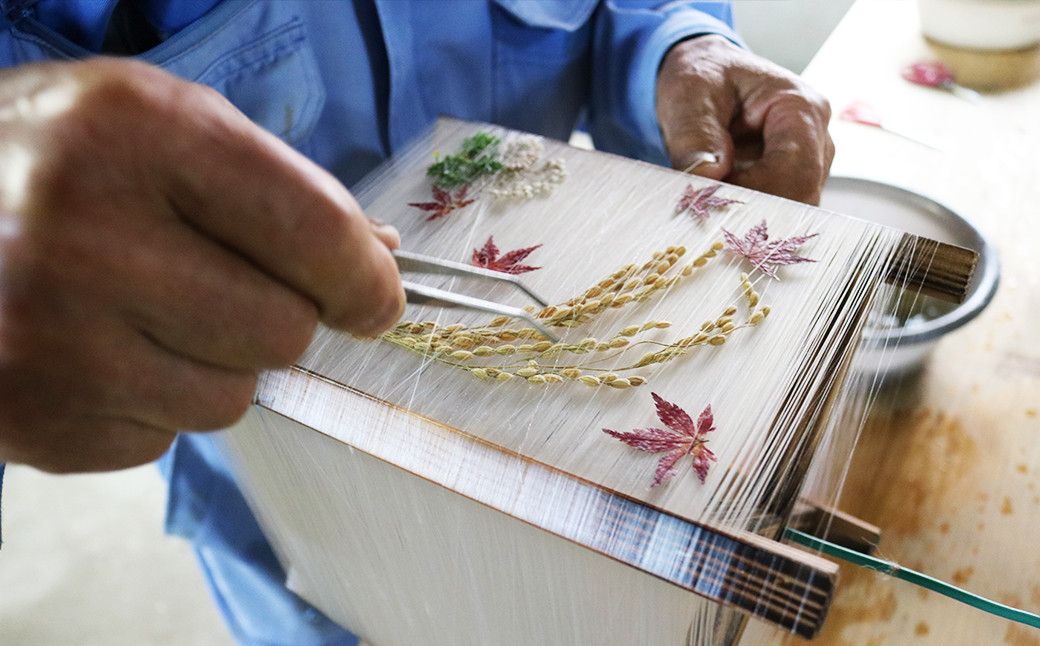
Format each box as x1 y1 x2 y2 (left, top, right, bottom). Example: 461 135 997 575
220 119 977 644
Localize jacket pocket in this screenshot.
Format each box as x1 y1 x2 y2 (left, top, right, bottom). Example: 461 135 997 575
490 0 597 137
194 16 325 147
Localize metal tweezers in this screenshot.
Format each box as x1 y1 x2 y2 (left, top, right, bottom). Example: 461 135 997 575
393 249 559 342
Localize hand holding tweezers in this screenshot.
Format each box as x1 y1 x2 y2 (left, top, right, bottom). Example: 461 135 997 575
393 250 558 342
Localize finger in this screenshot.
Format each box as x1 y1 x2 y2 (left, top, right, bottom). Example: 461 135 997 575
17 162 320 373
163 89 405 336
8 298 262 434
17 417 177 474
0 338 251 474
73 63 405 337
676 151 720 174
0 333 181 474
727 93 833 205
88 316 260 433
106 213 320 371
115 354 259 434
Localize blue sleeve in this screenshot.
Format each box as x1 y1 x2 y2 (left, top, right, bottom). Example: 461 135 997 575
587 1 745 165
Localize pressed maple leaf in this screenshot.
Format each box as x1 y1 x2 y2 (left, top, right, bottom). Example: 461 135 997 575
675 183 743 219
603 392 716 488
721 219 818 279
470 236 542 274
408 184 475 221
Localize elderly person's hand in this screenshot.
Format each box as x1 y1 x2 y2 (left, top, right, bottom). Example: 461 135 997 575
0 59 404 473
656 35 834 205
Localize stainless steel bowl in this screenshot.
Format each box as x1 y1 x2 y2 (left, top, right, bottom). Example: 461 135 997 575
819 176 1001 377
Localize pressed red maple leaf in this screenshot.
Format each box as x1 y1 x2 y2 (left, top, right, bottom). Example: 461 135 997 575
470 236 542 274
675 183 743 219
408 184 475 221
603 392 716 488
722 219 818 279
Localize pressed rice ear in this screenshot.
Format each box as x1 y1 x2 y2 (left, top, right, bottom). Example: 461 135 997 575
380 243 767 387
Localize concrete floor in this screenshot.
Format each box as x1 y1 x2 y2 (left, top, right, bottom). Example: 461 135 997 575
0 464 233 646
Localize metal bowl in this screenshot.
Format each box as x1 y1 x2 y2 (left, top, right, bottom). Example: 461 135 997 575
819 176 1001 377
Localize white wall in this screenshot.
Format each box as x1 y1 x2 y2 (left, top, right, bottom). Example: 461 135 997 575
733 0 857 72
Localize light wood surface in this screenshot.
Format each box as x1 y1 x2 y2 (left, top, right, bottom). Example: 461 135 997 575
744 1 1040 643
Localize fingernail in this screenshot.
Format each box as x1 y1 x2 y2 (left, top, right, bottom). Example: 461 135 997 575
369 217 393 233
369 218 401 245
681 151 718 173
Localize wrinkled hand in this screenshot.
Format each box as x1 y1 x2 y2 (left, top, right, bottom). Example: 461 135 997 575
656 35 834 205
0 59 404 473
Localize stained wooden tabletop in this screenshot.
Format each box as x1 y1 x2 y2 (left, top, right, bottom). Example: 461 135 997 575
745 1 1040 644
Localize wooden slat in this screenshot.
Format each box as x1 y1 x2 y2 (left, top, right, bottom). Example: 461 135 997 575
253 367 839 639
228 118 960 643
887 234 978 304
789 498 882 556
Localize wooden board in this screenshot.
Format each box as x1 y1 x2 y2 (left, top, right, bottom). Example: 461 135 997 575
294 118 901 525
219 116 966 644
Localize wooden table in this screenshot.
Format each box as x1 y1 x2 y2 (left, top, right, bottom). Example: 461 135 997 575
743 1 1040 644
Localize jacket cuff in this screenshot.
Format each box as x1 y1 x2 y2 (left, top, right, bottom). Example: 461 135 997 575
590 4 745 166
630 11 745 164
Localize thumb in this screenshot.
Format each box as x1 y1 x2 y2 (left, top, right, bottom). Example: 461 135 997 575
674 150 722 178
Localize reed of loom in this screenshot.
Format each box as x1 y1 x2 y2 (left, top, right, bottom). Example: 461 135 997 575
757 234 976 523
218 118 976 645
